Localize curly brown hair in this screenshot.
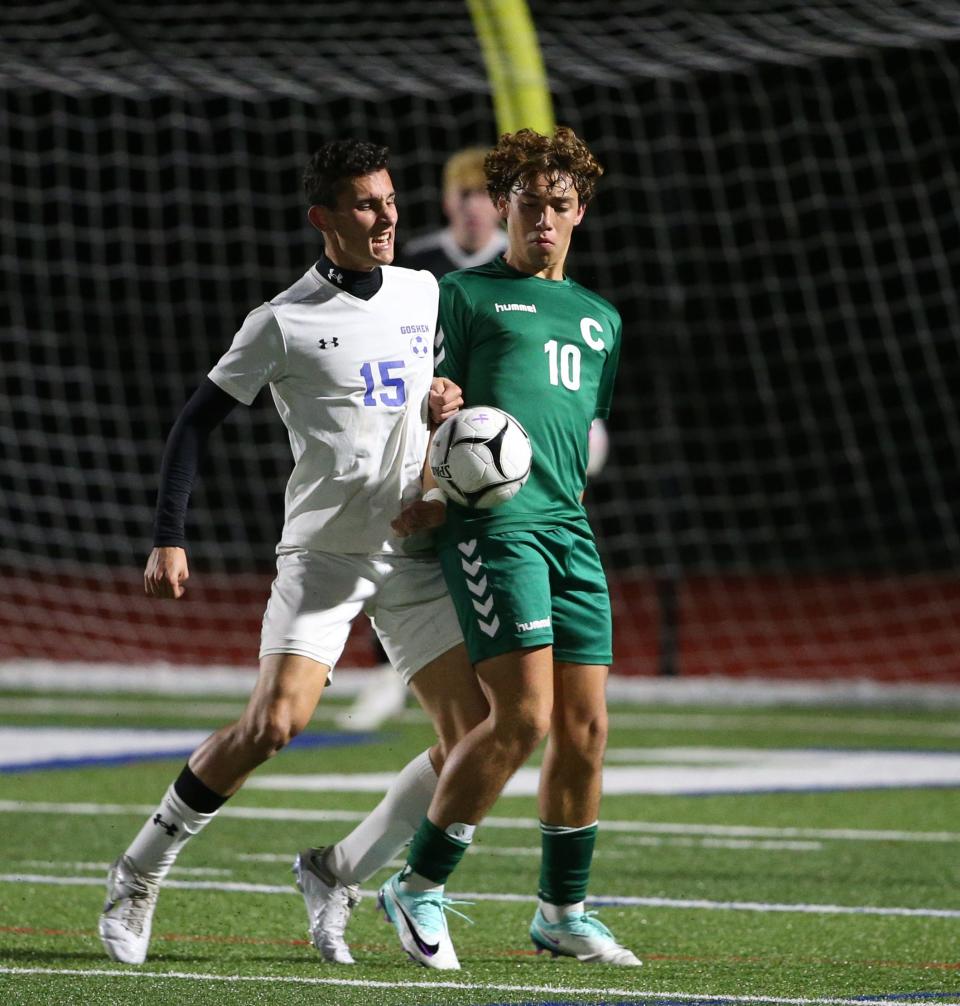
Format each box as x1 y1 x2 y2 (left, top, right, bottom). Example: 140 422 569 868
484 126 604 205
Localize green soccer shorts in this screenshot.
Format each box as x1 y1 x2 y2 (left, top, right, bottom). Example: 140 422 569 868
438 527 613 667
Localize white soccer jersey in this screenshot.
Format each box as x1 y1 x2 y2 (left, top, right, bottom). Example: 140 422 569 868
208 263 439 556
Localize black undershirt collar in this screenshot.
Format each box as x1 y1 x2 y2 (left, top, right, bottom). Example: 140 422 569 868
316 252 383 301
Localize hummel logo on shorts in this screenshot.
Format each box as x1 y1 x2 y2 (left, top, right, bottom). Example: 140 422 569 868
516 617 551 632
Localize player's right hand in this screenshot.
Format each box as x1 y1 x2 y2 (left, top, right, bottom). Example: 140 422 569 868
428 377 463 426
144 546 189 599
391 499 447 538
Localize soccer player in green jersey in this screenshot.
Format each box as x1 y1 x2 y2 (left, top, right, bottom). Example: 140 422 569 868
381 126 639 969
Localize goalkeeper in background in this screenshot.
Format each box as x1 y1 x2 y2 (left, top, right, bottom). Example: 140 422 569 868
382 126 639 969
400 145 509 275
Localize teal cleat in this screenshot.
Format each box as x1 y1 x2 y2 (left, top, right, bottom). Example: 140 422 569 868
529 907 641 966
377 870 471 969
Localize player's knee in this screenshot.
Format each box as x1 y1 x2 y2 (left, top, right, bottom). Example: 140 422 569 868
494 705 551 760
434 702 488 758
557 712 608 767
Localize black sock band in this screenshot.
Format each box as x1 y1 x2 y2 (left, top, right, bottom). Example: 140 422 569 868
173 764 228 814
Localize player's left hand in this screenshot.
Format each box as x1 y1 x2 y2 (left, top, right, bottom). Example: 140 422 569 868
391 498 447 537
429 377 462 425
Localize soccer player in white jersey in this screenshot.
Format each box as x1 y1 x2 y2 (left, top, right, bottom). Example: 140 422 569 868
98 139 488 966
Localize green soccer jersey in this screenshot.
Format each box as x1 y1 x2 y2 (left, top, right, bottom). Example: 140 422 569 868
435 256 621 542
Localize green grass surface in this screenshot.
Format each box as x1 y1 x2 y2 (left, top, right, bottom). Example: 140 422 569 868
1 688 959 1005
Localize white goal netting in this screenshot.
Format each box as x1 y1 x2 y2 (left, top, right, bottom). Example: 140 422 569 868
3 1 960 687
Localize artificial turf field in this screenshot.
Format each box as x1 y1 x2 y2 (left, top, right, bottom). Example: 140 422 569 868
1 681 959 1006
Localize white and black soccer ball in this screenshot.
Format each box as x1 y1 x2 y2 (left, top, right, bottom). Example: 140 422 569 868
429 406 532 509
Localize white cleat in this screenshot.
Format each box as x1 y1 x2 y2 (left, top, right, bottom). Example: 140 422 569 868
98 855 159 964
377 870 468 970
529 908 641 966
293 847 360 964
337 665 406 732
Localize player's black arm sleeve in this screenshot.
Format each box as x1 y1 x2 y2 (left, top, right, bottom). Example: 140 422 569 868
152 378 241 547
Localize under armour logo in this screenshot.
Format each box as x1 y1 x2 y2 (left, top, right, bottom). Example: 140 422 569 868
318 337 340 350
153 813 179 838
328 268 343 284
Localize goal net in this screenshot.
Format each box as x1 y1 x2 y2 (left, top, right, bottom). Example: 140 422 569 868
3 1 960 691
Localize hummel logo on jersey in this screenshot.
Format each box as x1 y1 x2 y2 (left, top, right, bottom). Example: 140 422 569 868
317 337 340 349
516 617 551 632
152 813 179 837
495 302 537 313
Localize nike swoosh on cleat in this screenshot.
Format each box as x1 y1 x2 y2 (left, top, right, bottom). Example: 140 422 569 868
396 901 440 957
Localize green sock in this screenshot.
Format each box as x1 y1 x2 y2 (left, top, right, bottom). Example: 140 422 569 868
406 818 470 886
538 821 598 905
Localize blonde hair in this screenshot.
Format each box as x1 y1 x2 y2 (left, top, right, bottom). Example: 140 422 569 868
442 147 491 194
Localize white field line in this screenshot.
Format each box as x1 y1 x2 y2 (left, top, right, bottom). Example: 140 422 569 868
232 835 825 864
618 837 823 851
16 697 960 739
2 799 958 844
8 660 960 708
3 872 960 920
8 694 960 737
14 860 232 876
252 750 960 796
0 967 955 1006
0 800 369 824
0 697 253 720
606 712 960 738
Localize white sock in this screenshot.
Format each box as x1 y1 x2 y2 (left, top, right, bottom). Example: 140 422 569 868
539 899 585 923
398 867 444 893
125 783 219 884
328 749 438 884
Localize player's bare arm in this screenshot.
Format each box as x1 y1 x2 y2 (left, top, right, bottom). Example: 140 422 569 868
393 378 462 535
391 429 447 538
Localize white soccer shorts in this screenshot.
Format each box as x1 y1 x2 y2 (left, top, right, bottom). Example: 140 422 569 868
259 548 464 684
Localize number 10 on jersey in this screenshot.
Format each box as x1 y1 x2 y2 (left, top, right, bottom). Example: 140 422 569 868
544 340 581 391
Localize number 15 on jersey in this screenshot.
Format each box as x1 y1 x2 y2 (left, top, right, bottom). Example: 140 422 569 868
360 360 406 406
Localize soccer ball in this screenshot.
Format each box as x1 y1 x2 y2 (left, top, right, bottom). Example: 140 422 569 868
429 406 532 509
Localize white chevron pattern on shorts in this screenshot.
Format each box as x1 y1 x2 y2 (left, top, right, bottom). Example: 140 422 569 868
472 596 494 617
478 615 500 637
460 557 482 577
457 538 499 638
